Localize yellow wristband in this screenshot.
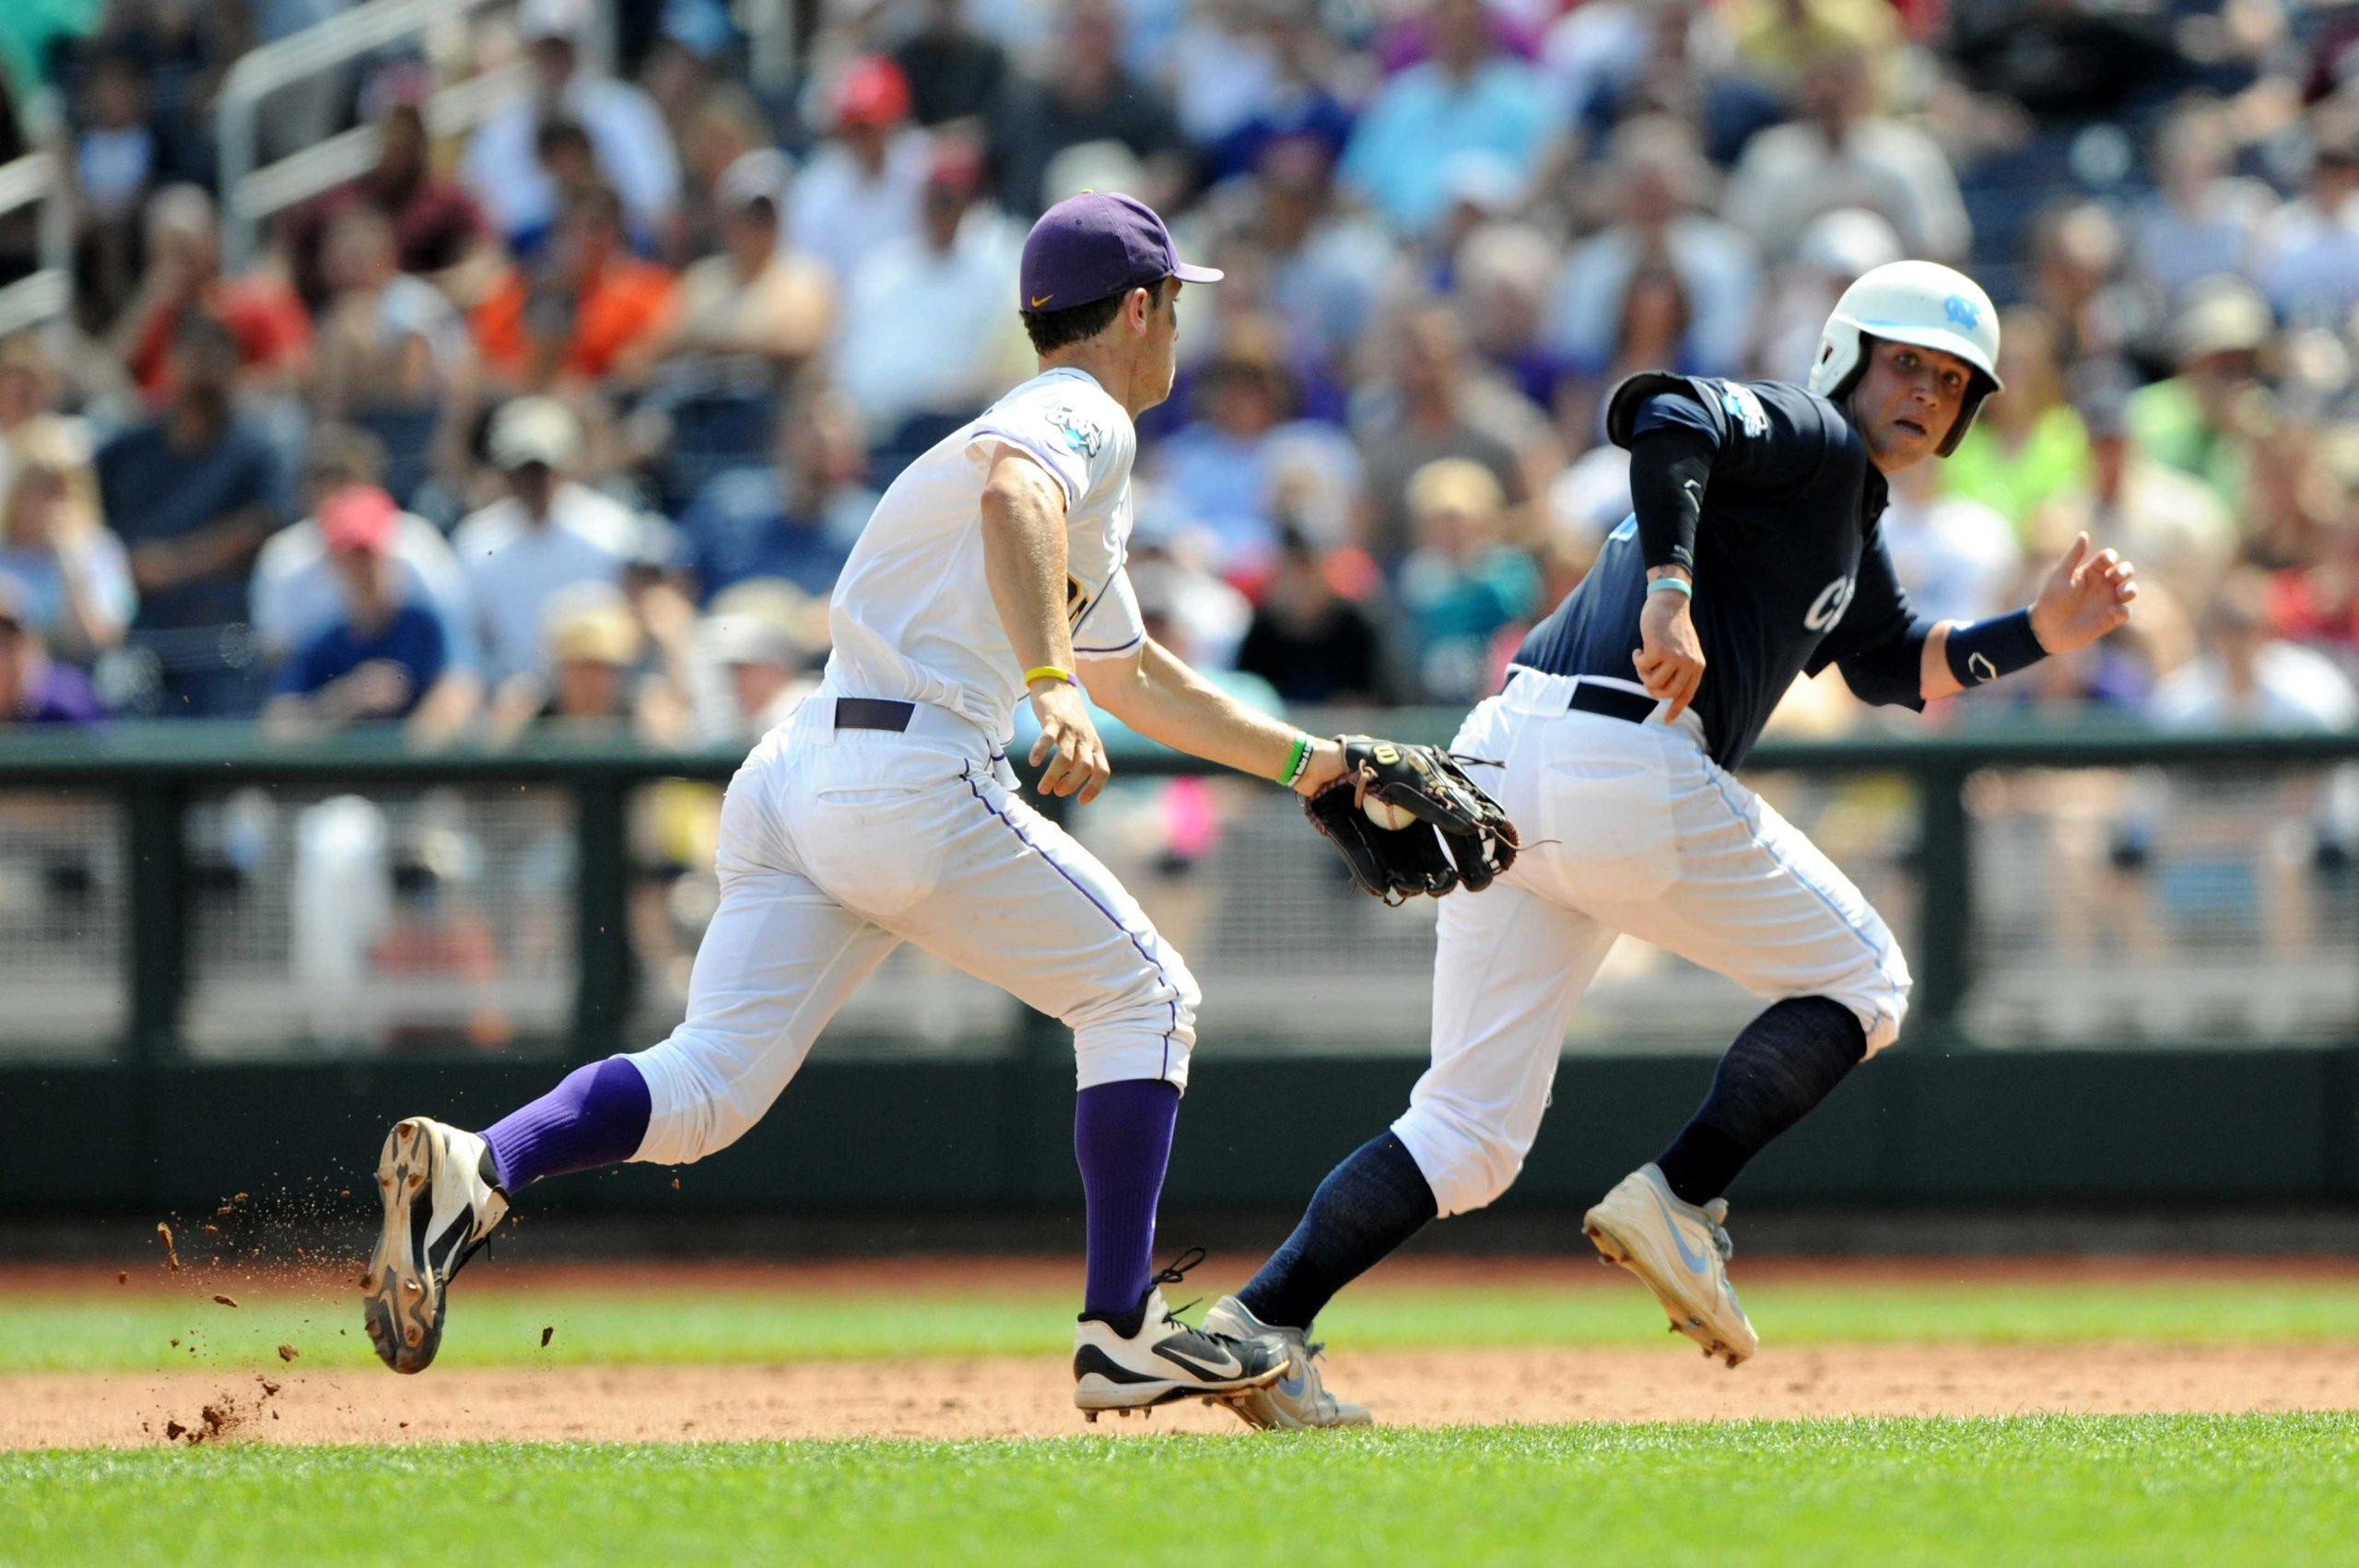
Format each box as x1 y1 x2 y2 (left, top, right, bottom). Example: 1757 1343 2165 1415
1024 664 1074 688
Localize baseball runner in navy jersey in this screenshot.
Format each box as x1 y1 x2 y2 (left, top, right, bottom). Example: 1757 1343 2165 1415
1204 262 2141 1427
357 193 1508 1418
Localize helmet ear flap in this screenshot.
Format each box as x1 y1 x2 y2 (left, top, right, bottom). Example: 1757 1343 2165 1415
1936 378 1994 457
1815 327 1870 404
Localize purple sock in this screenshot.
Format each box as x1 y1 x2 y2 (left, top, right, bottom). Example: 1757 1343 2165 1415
479 1057 652 1193
1074 1078 1181 1319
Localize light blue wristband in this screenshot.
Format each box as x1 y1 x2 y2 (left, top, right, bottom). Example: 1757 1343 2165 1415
1645 577 1694 599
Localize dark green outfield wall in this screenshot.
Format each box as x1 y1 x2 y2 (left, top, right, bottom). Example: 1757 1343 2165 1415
1 718 2353 1215
7 1042 2354 1214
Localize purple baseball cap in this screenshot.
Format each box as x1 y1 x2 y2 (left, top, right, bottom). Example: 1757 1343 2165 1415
1019 192 1221 313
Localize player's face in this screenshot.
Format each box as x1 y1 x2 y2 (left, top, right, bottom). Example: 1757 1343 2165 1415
1852 338 1972 471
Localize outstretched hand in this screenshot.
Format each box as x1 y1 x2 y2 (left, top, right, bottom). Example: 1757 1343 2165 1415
2028 533 2137 655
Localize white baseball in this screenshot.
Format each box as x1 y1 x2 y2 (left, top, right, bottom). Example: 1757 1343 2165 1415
1363 797 1418 831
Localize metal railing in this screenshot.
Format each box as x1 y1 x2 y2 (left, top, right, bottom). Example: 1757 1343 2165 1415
217 0 548 270
0 112 77 339
0 715 2352 1068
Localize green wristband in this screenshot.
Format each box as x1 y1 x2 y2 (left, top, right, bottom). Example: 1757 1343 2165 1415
1277 735 1310 788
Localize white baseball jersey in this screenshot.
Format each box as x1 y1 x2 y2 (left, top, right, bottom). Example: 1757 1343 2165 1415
617 366 1199 1171
824 366 1146 744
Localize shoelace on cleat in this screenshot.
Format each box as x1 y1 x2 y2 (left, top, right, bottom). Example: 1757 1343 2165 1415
445 1199 509 1284
1145 1246 1219 1335
1148 1246 1207 1294
1699 1199 1735 1263
1142 1248 1270 1363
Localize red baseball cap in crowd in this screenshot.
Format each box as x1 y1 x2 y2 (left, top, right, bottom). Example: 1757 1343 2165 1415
926 135 987 196
1018 192 1221 314
834 55 910 131
320 485 399 554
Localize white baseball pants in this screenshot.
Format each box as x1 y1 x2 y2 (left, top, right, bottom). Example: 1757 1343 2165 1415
1393 669 1913 1216
626 692 1199 1166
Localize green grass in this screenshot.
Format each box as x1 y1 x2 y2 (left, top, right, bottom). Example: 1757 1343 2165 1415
14 1277 2359 1374
9 1414 2356 1564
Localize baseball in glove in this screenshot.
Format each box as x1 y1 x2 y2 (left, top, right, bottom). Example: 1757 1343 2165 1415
1304 736 1520 903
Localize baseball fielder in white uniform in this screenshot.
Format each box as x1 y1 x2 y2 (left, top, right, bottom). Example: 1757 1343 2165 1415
360 193 1496 1417
1203 262 2142 1428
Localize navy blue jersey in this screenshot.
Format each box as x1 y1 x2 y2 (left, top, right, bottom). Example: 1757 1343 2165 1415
1515 374 1922 769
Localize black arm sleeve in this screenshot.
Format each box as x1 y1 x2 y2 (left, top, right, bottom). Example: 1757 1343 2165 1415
1808 522 1939 710
1626 427 1713 575
1606 372 1836 490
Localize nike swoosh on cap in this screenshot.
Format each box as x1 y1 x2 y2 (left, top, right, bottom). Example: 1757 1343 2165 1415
1030 294 1053 308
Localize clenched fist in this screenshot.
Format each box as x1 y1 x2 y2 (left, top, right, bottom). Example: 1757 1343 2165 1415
1633 575 1705 722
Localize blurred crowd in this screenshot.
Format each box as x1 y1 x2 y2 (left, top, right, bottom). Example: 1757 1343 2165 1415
0 0 2355 750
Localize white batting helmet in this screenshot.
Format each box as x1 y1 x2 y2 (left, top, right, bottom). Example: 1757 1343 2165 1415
1806 260 2003 456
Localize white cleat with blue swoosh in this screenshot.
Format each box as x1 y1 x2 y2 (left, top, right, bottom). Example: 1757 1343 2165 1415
1202 1295 1372 1431
1583 1164 1758 1367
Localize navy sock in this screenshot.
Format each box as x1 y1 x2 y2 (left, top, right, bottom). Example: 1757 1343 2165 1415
1074 1078 1180 1320
1654 997 1866 1206
1237 1130 1437 1331
480 1057 652 1193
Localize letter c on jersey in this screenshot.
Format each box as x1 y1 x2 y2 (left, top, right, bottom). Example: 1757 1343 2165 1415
1804 575 1856 632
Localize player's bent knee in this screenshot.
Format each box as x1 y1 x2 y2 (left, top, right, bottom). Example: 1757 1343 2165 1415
1066 948 1199 1093
622 1035 772 1165
1074 1019 1194 1095
1442 1146 1523 1216
1392 1105 1526 1217
1842 940 1911 1057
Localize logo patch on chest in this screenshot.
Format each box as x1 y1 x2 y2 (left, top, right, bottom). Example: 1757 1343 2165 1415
1804 575 1857 632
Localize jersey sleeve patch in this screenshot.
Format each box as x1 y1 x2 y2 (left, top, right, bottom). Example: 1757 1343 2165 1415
1712 380 1770 439
1046 402 1107 460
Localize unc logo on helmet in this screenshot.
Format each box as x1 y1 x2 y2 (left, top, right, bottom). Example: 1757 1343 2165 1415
1804 575 1856 631
1942 294 1981 331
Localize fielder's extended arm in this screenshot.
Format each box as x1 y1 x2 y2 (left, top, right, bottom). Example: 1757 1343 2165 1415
1081 638 1346 796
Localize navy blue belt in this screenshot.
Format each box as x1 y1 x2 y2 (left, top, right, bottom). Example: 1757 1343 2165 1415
1567 683 1658 724
835 697 915 732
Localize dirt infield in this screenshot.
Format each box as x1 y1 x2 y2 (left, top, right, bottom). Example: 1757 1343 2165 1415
10 1343 2359 1449
11 1257 2359 1448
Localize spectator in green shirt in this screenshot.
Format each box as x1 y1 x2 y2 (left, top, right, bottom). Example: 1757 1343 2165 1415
1940 306 2090 541
2126 275 2274 509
